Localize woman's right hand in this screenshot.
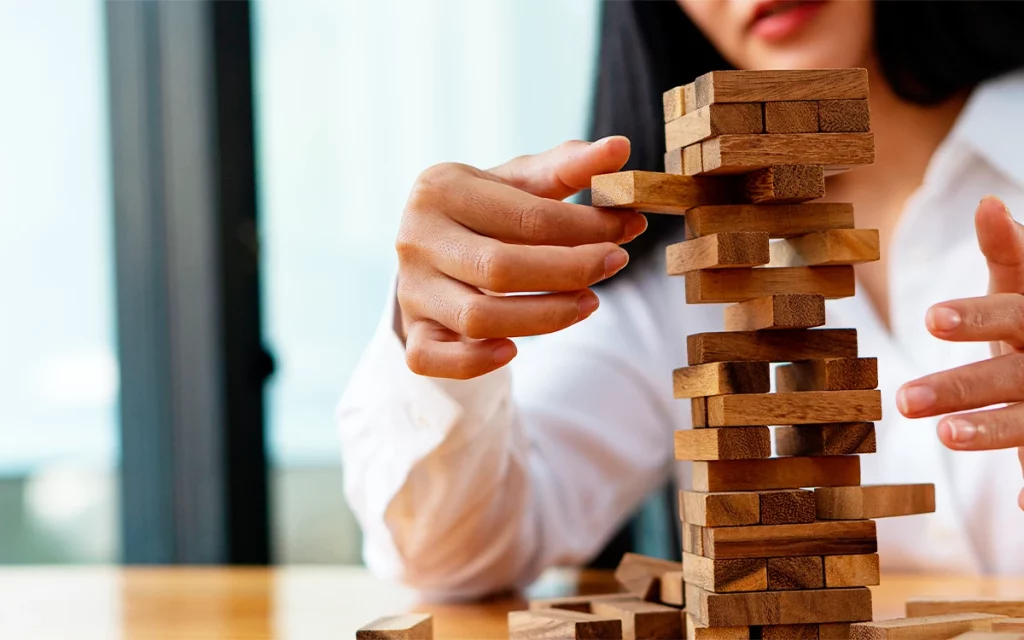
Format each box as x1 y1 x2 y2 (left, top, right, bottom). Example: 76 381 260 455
396 136 645 380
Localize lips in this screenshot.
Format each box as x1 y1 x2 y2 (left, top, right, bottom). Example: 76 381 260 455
748 0 827 42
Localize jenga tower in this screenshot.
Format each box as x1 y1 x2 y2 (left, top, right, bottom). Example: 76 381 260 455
592 69 936 639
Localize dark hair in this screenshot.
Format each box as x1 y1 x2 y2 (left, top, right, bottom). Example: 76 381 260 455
586 0 1024 277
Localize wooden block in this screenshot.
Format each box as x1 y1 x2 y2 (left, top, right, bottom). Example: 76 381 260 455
951 634 1024 640
684 144 703 176
701 133 874 176
701 521 876 560
665 103 763 151
673 361 771 399
509 609 622 640
675 427 771 461
815 484 936 520
907 599 1024 618
824 553 880 588
686 613 751 640
743 165 825 203
761 624 821 639
692 397 708 427
684 266 856 304
850 613 1006 639
679 490 760 527
683 522 704 555
591 171 732 213
819 99 870 133
666 232 770 274
994 620 1024 632
683 552 767 593
707 390 882 427
819 623 853 639
664 147 683 175
685 203 854 239
663 86 686 122
659 570 685 606
769 229 880 267
694 69 869 108
591 600 683 640
615 553 681 601
776 423 877 457
686 584 873 626
759 489 816 525
724 294 825 331
529 593 639 613
358 614 433 640
692 456 861 492
776 358 879 392
764 101 819 133
768 556 825 590
688 329 858 366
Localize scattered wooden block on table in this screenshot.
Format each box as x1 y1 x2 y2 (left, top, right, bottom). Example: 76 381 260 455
906 599 1024 618
824 553 880 587
761 623 821 639
683 552 768 593
687 329 858 366
819 99 870 133
679 490 760 527
666 232 770 274
700 133 874 175
663 85 688 122
769 229 880 267
529 593 639 613
686 613 751 640
615 553 682 601
692 456 861 492
659 570 685 606
759 489 816 525
685 584 873 627
850 613 1006 639
673 361 771 399
724 294 826 331
590 600 683 640
684 266 856 304
509 609 622 640
591 171 732 213
776 358 879 392
776 423 877 456
699 520 877 559
357 614 433 640
665 103 763 150
675 426 772 461
764 101 819 133
767 556 825 590
815 484 936 519
693 69 869 108
684 203 854 239
706 390 883 427
994 620 1024 632
743 165 825 203
819 623 853 639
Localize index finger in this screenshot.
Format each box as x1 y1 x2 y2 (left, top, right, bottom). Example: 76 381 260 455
976 196 1024 294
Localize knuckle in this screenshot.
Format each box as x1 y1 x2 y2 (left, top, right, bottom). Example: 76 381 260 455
407 163 464 210
475 247 514 292
511 202 545 241
456 299 490 339
394 227 424 265
404 342 431 376
946 373 973 405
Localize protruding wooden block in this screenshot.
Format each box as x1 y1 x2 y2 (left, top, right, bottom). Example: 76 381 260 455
759 489 816 525
675 427 772 461
768 556 825 590
659 570 685 606
673 361 771 399
907 599 1024 618
707 390 882 427
615 553 681 601
819 623 853 639
692 456 861 492
665 104 763 151
509 609 622 640
692 397 708 427
684 203 855 239
590 600 683 640
663 85 687 122
685 266 856 304
994 620 1024 632
529 593 639 613
761 624 821 640
815 484 936 520
824 553 880 588
679 490 760 527
850 613 1006 639
724 294 826 331
666 232 770 275
743 165 825 203
764 101 819 133
776 358 879 392
688 329 858 366
700 521 877 560
694 69 869 108
591 171 732 213
819 99 870 133
769 229 880 266
700 133 874 176
664 146 703 175
686 584 873 627
358 614 433 640
776 423 877 456
686 613 751 640
683 552 768 593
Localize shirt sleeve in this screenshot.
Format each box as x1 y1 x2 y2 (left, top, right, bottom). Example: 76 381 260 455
337 262 687 601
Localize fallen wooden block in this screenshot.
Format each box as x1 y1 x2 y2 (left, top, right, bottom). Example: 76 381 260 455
818 99 870 133
724 294 826 331
679 490 760 527
761 624 822 639
743 165 825 203
698 520 877 560
665 103 763 151
591 171 731 213
664 145 704 176
824 553 880 588
687 329 858 366
993 620 1024 632
509 609 622 640
764 101 819 133
357 614 433 640
775 358 879 392
684 266 856 303
666 232 770 274
684 203 854 239
590 600 683 640
819 623 853 639
682 552 767 593
693 69 869 108
769 229 880 267
706 390 883 427
815 484 936 519
675 427 772 461
673 361 771 399
659 570 685 606
850 613 1006 639
692 456 861 492
776 423 877 456
614 553 681 601
906 599 1024 618
529 593 639 613
767 556 825 590
686 613 750 639
700 133 874 175
759 489 816 525
686 584 873 627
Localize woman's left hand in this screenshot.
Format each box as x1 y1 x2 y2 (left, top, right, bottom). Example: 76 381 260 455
897 196 1024 510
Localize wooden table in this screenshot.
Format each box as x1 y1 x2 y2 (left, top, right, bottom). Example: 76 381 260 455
1 567 1022 639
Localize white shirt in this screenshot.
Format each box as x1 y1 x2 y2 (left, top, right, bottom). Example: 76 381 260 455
338 71 1024 600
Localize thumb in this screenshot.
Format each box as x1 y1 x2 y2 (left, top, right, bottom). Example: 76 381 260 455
977 196 1024 294
489 136 631 201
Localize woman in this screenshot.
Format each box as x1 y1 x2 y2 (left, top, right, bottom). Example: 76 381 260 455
339 1 1024 599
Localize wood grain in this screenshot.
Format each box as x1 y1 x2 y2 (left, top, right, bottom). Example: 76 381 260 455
686 584 873 626
701 521 877 560
679 490 760 527
694 69 869 108
687 329 858 366
685 266 855 304
614 553 681 601
508 609 622 640
775 423 877 456
907 599 1024 618
590 600 683 640
659 571 685 607
700 134 875 176
825 554 880 588
683 522 705 555
666 232 770 274
776 358 879 392
684 144 704 176
849 613 1004 640
819 623 853 639
769 229 880 266
993 619 1024 632
665 103 763 150
818 99 870 133
358 614 433 640
684 203 855 239
673 361 771 399
768 556 825 590
724 294 826 331
683 553 767 593
686 613 751 640
692 397 708 427
707 390 882 427
675 427 772 461
815 484 936 520
590 171 732 213
764 101 819 133
692 456 861 492
759 489 816 525
950 632 1024 639
761 624 821 640
529 594 639 613
743 165 825 203
663 86 687 122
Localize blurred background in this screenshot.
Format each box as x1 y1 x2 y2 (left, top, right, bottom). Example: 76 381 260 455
0 0 600 565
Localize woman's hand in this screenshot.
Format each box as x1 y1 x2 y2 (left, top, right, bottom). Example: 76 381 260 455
897 197 1024 509
395 137 645 380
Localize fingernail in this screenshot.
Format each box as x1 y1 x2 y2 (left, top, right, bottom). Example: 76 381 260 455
940 417 977 444
897 385 936 415
577 292 600 319
592 136 615 147
604 249 629 277
492 342 517 365
623 215 648 242
926 306 961 332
